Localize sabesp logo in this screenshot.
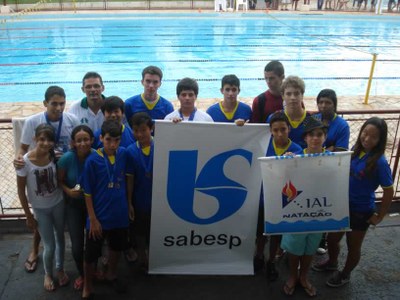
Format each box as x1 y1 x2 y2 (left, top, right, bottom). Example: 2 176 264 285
167 149 252 224
282 181 303 208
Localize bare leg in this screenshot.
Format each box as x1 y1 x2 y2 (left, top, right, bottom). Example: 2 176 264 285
299 255 313 281
268 235 282 262
25 229 41 272
105 249 121 280
287 253 300 287
255 235 267 260
299 255 317 296
82 262 94 298
326 231 345 265
342 230 367 276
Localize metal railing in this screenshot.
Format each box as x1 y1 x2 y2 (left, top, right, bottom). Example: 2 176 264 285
1 109 400 219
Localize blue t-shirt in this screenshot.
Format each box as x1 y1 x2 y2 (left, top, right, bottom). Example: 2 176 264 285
261 139 302 207
313 113 350 150
57 149 94 188
82 147 133 230
206 101 252 122
93 125 135 149
266 139 302 157
125 94 174 123
267 110 310 149
127 141 154 216
349 153 393 213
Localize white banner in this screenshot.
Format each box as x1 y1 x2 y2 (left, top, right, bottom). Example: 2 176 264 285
259 152 351 235
149 121 270 275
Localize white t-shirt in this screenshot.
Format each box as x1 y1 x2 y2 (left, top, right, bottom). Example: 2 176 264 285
164 109 213 122
16 153 63 209
68 99 105 132
20 112 79 153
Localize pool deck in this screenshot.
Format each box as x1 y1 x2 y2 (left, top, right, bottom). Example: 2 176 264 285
1 94 400 120
1 8 400 300
1 214 400 300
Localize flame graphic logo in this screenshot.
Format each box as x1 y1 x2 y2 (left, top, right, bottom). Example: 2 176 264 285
282 181 302 208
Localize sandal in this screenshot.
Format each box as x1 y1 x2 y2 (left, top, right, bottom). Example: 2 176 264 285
24 257 38 273
44 275 56 292
301 282 317 297
283 282 296 296
74 276 84 290
58 272 70 287
124 248 138 263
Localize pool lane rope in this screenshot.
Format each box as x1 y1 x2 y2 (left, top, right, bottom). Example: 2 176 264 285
264 13 378 104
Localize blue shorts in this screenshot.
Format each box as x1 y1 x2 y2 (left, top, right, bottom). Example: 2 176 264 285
281 232 322 256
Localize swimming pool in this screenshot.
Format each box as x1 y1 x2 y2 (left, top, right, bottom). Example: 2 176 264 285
0 12 399 103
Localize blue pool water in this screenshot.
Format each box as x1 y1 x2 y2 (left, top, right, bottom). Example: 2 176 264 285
0 13 399 103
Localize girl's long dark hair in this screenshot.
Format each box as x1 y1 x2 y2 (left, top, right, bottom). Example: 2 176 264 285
35 123 56 161
352 117 388 176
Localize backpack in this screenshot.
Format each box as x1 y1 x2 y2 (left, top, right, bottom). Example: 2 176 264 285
257 92 267 123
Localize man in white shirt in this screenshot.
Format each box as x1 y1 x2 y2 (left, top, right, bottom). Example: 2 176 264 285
68 72 106 132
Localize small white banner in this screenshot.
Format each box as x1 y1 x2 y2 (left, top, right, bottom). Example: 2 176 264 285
259 152 351 235
149 121 270 275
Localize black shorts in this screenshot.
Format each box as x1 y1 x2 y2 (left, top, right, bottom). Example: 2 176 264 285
349 211 374 231
85 227 129 263
133 214 151 244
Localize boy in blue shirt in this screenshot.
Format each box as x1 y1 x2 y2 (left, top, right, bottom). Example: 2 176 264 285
126 112 154 272
254 112 302 279
93 96 135 149
206 74 252 123
313 89 350 152
125 66 174 123
82 120 134 299
313 89 350 254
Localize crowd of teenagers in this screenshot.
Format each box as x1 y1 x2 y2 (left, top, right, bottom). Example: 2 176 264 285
13 63 393 299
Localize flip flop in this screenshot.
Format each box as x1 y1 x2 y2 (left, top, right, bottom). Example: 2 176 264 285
58 273 70 287
124 248 138 263
74 277 84 291
24 258 38 273
301 283 317 297
44 276 56 292
283 282 296 296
